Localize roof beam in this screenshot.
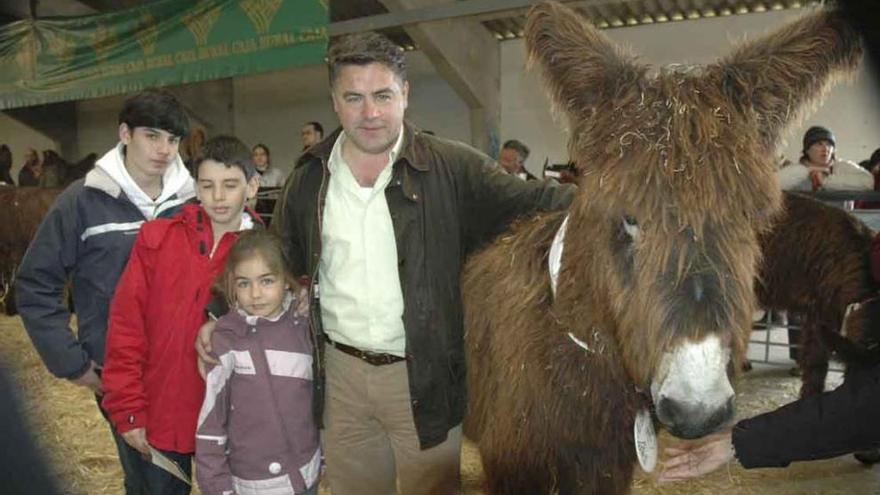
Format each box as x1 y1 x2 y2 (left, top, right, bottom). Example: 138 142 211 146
375 0 501 153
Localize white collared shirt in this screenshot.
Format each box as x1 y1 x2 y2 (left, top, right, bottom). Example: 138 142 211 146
319 130 407 356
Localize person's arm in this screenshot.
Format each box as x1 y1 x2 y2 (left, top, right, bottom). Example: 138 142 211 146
776 164 810 191
195 332 236 495
823 160 874 190
15 188 95 383
733 365 880 468
100 232 153 452
661 364 880 480
463 147 575 246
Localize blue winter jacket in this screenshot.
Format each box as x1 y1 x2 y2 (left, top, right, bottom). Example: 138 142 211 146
15 151 194 379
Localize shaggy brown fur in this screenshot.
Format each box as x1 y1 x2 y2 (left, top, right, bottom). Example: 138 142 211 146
463 3 862 494
758 192 880 396
0 186 63 315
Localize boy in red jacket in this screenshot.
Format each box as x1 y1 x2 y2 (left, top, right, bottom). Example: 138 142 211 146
102 135 260 494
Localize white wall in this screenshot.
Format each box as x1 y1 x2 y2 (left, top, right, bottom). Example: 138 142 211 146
76 93 126 159
58 50 471 178
11 7 875 180
0 113 58 183
501 9 880 176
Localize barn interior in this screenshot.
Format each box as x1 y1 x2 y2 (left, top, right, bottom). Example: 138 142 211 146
1 0 879 493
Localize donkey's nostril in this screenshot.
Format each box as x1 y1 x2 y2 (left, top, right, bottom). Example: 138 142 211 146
656 397 686 427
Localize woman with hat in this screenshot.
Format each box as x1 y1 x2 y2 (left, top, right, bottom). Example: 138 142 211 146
777 125 872 191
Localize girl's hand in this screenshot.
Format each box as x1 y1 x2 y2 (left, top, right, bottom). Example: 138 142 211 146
659 429 735 482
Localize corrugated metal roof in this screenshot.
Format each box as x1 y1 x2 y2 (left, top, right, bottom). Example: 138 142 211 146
331 0 822 49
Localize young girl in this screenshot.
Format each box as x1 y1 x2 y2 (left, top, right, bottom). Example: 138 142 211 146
196 230 319 495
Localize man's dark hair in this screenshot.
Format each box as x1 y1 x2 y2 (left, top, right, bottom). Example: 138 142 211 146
306 121 324 137
193 135 256 181
502 139 530 162
328 32 406 86
118 89 189 138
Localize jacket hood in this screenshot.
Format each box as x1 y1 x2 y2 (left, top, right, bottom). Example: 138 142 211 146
90 143 194 219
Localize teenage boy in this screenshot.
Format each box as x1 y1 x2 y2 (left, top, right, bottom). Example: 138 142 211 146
15 89 194 493
101 135 260 495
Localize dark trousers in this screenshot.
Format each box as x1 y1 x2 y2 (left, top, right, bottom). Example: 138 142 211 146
96 396 192 495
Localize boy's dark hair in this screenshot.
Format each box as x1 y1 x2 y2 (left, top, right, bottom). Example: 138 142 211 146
193 135 257 181
306 121 324 136
328 32 406 87
502 139 531 162
118 89 189 138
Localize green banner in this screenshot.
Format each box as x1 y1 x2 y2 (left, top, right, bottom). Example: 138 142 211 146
0 0 328 110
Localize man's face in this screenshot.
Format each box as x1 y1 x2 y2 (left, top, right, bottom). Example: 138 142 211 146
196 159 258 231
301 124 321 149
331 63 408 156
119 124 181 179
498 147 523 174
806 140 834 167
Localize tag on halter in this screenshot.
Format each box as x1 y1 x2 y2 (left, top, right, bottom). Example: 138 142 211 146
548 215 570 297
634 408 657 472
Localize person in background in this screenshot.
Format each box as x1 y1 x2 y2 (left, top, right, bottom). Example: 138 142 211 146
498 139 538 181
301 121 323 151
183 128 207 177
18 148 41 187
196 230 318 495
38 150 65 188
855 147 880 209
252 143 285 188
0 144 14 185
777 126 872 192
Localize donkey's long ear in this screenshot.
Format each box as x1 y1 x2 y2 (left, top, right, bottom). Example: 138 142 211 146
524 1 643 121
714 10 862 152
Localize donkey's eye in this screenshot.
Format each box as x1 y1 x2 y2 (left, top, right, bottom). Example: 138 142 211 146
622 215 640 240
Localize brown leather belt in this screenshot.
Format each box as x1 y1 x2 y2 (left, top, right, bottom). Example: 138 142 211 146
324 336 406 366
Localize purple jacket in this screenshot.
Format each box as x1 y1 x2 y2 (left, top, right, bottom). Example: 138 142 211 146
196 294 320 495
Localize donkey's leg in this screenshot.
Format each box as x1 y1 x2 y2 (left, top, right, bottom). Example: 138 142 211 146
479 444 552 495
798 317 830 398
557 444 634 495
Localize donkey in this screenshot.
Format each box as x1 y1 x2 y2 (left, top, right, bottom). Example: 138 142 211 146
462 3 862 494
758 192 880 397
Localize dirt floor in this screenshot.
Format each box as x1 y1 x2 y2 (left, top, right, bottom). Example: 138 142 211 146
1 314 878 494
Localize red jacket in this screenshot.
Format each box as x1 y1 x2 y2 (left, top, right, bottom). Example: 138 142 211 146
102 203 257 453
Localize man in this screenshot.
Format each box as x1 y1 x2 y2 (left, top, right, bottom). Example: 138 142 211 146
498 139 538 180
199 32 573 494
301 121 323 151
16 89 194 494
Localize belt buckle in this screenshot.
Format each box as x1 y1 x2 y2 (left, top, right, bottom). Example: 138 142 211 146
361 350 390 365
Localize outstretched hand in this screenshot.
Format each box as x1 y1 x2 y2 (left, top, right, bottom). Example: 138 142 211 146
659 429 736 482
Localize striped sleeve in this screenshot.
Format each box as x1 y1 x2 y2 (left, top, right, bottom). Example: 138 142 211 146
195 332 236 495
